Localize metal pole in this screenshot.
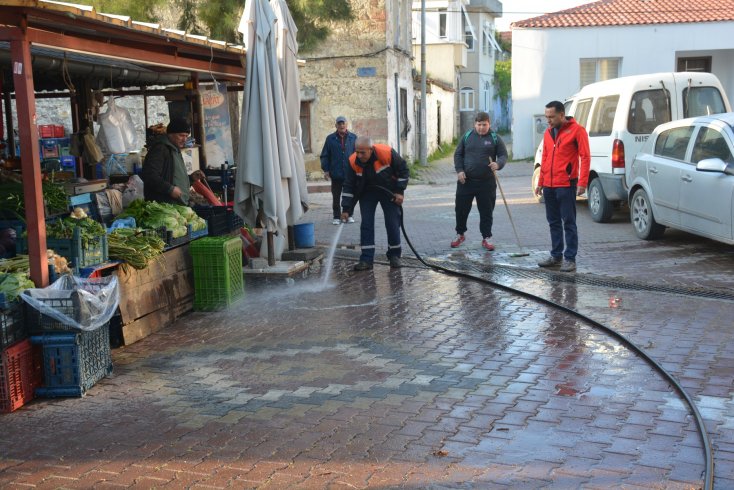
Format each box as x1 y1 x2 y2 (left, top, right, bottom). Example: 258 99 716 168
394 73 400 154
420 0 427 166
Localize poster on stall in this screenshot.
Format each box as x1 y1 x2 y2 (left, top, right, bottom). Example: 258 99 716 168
201 83 234 169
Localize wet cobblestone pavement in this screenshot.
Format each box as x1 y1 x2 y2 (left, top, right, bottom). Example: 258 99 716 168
2 159 733 488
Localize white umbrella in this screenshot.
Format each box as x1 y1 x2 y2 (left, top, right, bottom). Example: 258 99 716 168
270 0 309 224
235 0 305 262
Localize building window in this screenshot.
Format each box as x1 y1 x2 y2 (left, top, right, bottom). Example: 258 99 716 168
460 87 475 112
677 57 712 73
580 58 621 88
438 8 447 38
300 100 311 152
400 88 410 139
465 24 474 51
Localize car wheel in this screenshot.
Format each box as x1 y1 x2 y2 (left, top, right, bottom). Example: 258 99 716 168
630 188 665 240
588 178 614 223
531 166 544 203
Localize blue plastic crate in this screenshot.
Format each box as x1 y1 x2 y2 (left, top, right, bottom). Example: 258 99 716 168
190 222 208 240
0 298 26 349
31 324 112 398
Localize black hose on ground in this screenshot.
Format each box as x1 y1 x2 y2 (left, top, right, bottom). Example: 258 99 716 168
393 205 714 490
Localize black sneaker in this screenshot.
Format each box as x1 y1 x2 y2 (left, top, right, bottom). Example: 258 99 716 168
389 257 402 269
537 256 562 268
353 261 373 271
559 260 576 272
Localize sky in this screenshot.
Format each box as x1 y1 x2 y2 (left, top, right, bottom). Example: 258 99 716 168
495 0 596 31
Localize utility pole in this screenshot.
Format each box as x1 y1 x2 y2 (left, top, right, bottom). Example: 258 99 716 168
420 0 427 165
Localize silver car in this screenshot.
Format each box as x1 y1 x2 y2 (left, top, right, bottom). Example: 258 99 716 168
626 112 734 244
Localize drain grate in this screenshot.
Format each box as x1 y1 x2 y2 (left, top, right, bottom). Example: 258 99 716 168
333 249 734 302
431 258 734 302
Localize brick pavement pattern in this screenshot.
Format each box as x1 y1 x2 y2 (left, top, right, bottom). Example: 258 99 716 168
2 157 733 488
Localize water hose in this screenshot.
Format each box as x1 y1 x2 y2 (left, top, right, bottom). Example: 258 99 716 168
391 203 714 490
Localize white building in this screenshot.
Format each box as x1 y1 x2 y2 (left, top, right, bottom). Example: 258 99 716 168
510 0 734 159
459 0 503 134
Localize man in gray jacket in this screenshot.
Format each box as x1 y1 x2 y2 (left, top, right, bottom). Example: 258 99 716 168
451 111 508 251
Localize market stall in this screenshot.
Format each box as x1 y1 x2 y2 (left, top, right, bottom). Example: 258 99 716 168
0 1 251 410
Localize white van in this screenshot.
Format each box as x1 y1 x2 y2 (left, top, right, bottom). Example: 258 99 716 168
531 72 731 222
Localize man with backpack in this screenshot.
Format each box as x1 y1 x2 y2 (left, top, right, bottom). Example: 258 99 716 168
451 111 508 251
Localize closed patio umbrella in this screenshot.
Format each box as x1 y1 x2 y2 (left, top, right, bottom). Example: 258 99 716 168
235 0 307 264
271 0 309 227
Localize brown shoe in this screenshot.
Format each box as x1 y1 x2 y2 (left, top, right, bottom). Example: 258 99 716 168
537 256 562 268
559 260 576 272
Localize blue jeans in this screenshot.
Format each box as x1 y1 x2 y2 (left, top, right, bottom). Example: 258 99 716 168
543 187 578 261
358 190 402 263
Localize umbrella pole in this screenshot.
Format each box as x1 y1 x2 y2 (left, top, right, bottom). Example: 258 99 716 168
267 231 275 266
287 225 295 250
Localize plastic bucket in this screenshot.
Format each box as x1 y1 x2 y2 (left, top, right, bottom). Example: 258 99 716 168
293 223 315 248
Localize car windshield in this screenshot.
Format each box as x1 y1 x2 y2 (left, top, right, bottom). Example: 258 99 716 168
683 87 727 117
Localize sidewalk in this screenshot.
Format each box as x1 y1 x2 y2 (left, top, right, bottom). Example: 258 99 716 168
2 149 733 488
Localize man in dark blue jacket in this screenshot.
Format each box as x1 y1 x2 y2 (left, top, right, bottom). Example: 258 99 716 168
451 111 508 251
341 137 409 271
320 116 357 225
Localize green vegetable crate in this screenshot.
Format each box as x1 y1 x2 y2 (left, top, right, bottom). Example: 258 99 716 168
18 226 108 269
190 236 243 311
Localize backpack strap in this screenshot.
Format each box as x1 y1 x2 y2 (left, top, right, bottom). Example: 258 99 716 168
464 129 498 146
462 130 472 144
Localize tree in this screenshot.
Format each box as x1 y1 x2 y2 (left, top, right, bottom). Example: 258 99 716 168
494 60 511 104
197 0 353 50
84 0 165 22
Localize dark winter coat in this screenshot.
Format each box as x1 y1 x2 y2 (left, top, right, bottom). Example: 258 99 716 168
320 131 356 181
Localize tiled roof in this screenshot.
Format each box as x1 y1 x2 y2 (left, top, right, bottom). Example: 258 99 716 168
512 0 734 29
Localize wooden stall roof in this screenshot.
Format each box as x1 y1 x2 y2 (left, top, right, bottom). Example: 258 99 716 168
0 0 247 91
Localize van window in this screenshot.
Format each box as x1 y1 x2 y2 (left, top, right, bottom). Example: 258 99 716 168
654 126 694 161
683 87 727 117
588 95 619 137
691 127 734 164
574 99 593 128
628 89 670 134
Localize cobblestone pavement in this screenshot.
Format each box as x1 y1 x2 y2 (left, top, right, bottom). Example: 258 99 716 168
2 158 733 488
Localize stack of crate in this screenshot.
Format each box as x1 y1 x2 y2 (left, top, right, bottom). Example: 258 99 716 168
25 282 113 398
190 236 244 311
0 294 42 412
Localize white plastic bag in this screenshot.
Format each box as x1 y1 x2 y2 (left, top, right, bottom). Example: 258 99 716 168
97 97 139 154
21 275 120 332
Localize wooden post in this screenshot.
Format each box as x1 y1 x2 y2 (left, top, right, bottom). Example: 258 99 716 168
10 31 48 286
287 225 295 250
267 231 275 266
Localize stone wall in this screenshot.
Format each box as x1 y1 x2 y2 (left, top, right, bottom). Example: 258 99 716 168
299 0 414 173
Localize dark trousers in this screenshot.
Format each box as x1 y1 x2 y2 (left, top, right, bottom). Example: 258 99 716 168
358 190 402 263
330 179 344 219
454 179 497 238
542 186 578 261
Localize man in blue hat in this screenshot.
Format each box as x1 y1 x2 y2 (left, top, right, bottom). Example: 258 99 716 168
320 116 357 224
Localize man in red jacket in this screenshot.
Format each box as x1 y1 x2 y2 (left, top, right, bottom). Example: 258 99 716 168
534 100 590 273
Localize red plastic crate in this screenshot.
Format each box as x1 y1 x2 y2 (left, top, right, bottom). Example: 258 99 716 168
53 125 65 137
0 339 42 413
38 125 54 138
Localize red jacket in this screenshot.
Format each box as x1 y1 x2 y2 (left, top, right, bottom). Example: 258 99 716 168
539 117 590 188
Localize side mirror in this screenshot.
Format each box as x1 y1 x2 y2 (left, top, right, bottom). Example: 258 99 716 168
696 158 734 176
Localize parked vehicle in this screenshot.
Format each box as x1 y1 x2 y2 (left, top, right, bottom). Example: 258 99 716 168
532 72 731 222
625 112 734 244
